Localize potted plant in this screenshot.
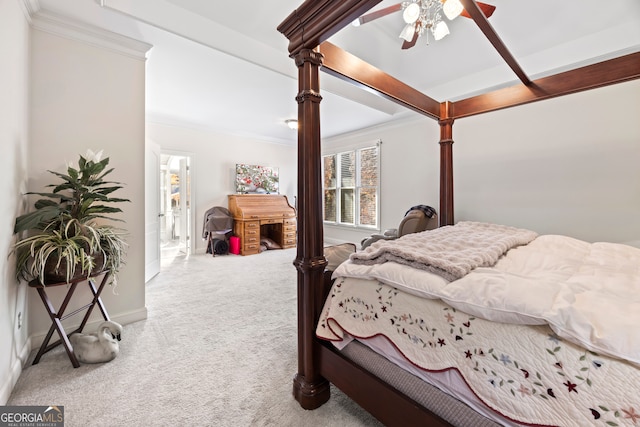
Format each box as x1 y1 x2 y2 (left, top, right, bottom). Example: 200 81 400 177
12 150 129 285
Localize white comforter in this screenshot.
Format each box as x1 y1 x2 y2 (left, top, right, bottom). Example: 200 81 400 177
334 234 640 366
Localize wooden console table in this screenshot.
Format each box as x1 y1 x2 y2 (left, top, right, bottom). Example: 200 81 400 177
29 271 111 368
228 194 296 255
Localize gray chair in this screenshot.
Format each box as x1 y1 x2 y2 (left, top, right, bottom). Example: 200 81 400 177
361 209 438 249
203 206 233 256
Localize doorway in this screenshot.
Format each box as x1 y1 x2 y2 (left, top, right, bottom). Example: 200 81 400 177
160 152 193 264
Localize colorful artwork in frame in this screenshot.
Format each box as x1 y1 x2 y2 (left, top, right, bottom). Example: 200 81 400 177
235 164 279 194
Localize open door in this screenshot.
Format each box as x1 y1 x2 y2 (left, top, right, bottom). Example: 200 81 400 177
159 152 193 261
145 140 161 282
177 157 190 253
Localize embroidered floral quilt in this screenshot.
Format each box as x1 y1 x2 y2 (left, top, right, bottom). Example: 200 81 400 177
334 233 640 366
317 277 640 427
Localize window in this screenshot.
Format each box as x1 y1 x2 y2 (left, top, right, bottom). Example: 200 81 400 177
323 142 380 229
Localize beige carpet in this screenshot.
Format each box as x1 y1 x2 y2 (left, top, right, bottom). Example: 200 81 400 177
8 248 383 427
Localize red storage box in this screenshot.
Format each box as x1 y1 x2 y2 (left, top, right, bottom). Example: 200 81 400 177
229 236 240 255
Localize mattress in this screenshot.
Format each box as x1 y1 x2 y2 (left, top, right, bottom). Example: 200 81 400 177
340 339 504 427
317 225 640 426
318 277 639 426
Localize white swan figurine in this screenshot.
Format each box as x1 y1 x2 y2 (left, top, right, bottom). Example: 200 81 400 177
69 321 122 364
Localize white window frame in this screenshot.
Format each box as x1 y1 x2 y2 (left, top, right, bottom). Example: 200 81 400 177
322 140 380 230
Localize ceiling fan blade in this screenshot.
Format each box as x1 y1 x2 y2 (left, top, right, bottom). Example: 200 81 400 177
356 3 403 25
461 2 496 19
401 29 420 50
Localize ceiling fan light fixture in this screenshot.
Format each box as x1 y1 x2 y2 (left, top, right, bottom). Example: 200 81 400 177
432 20 450 40
402 3 421 24
355 0 497 49
399 23 417 42
442 0 463 20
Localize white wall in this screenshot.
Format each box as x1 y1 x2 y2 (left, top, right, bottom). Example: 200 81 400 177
324 80 640 248
146 122 297 253
454 80 640 245
0 0 31 405
26 18 150 346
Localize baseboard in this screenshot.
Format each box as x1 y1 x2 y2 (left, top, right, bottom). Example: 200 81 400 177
1 308 148 405
29 307 148 350
0 337 32 405
113 306 148 327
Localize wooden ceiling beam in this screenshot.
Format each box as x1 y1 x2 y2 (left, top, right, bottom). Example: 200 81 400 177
319 41 441 120
459 0 531 85
278 0 381 55
279 1 639 123
452 51 640 119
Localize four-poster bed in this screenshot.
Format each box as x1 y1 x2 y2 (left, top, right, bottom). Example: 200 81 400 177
277 1 640 425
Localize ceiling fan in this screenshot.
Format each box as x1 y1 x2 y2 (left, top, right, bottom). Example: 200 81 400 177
353 0 496 49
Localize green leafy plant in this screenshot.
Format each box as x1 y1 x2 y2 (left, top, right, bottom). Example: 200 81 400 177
12 150 129 285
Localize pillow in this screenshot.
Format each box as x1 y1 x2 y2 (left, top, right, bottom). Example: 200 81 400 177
324 243 356 270
260 237 281 250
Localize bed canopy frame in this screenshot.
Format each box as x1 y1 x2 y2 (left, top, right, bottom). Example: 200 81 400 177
277 1 640 424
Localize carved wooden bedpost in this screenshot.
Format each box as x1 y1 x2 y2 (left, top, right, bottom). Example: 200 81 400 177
439 101 455 226
278 0 384 411
290 48 331 409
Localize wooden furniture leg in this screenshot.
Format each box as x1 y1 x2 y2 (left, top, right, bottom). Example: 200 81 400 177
32 282 81 367
30 272 112 368
71 273 112 334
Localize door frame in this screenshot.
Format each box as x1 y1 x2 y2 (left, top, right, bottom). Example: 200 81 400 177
145 140 161 282
160 149 195 257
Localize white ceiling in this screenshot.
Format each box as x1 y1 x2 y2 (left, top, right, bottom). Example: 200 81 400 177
35 0 640 145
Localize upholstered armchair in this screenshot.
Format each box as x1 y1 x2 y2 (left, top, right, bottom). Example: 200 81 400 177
361 208 438 249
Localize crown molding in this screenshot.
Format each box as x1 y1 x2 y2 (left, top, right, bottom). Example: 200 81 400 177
30 9 152 60
19 0 40 23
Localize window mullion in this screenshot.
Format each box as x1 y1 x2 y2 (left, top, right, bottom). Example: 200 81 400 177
355 148 361 227
323 142 379 229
